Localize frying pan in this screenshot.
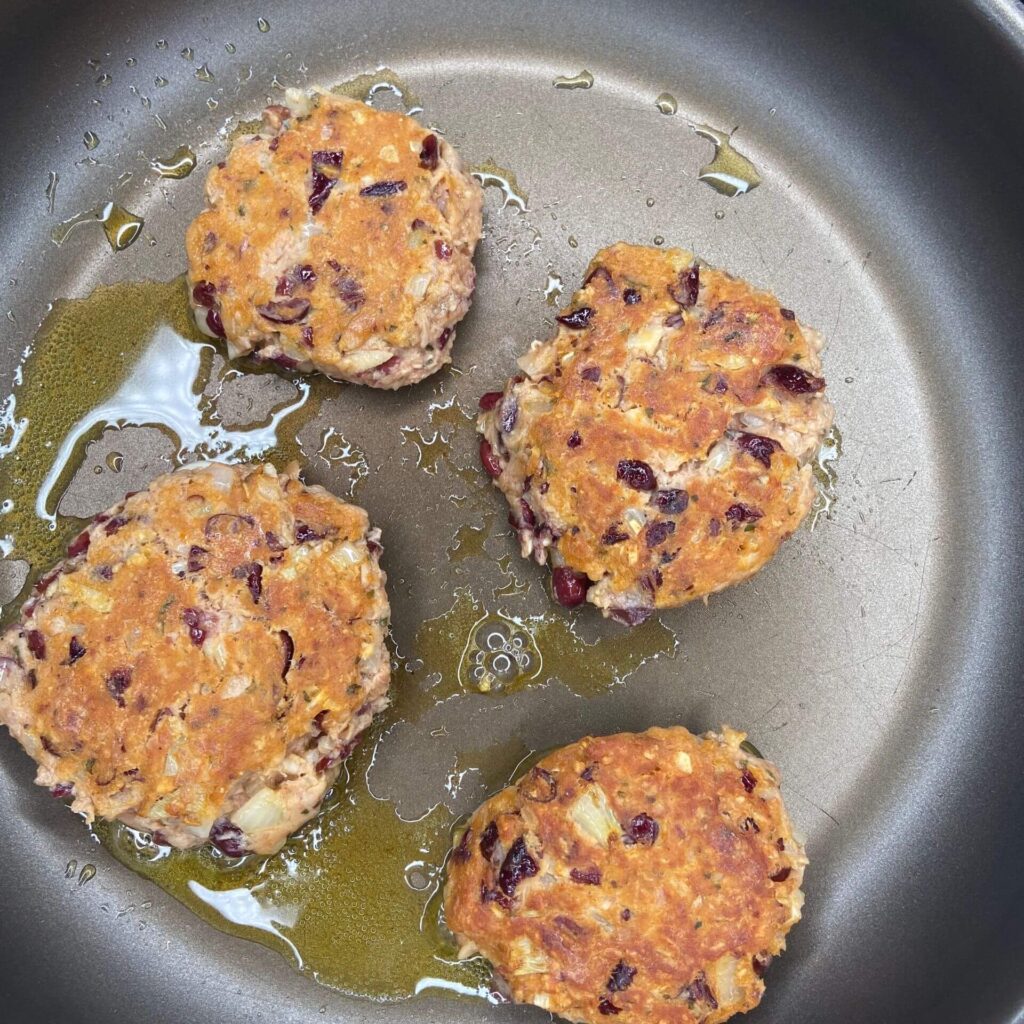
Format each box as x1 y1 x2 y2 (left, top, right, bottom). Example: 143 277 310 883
2 0 1023 1021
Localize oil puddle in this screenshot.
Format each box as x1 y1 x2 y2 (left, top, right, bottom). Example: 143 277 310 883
311 426 369 498
552 70 594 90
51 202 145 251
470 160 529 213
691 124 761 197
151 145 197 179
655 92 678 115
332 67 422 114
810 424 842 527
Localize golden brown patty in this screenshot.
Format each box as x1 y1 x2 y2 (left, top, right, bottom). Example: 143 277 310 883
186 89 483 388
477 243 833 624
0 462 390 855
444 726 806 1024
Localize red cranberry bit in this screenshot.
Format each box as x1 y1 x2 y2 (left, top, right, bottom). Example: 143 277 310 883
567 430 582 449
419 133 439 170
621 908 632 921
187 545 208 572
598 998 622 1016
616 459 657 491
770 866 792 882
498 836 538 897
104 516 128 536
580 365 601 382
40 735 61 756
95 566 113 580
311 710 330 738
580 763 597 781
265 530 286 552
610 605 653 627
209 818 249 858
480 884 512 909
652 489 688 514
478 390 503 411
105 667 133 708
554 914 585 937
570 867 602 885
68 636 86 665
499 397 518 434
702 305 726 329
709 518 721 537
33 569 59 595
740 768 757 792
301 326 314 348
256 297 311 324
752 952 772 978
552 566 590 607
370 354 402 377
623 812 659 846
206 308 226 338
67 528 91 557
479 820 499 861
520 766 557 803
517 499 536 529
584 265 615 290
436 327 452 349
644 521 676 548
309 150 344 214
684 972 718 1008
779 307 796 320
736 432 782 468
452 827 473 863
601 524 629 545
726 503 764 526
192 281 217 307
669 264 700 307
26 629 47 660
294 523 326 543
479 438 503 479
664 311 684 329
50 782 74 799
623 288 641 305
359 180 407 197
280 630 294 677
434 238 452 260
332 269 365 311
246 563 263 603
740 816 760 833
556 306 595 329
314 736 360 775
607 961 637 992
181 607 208 647
762 363 826 394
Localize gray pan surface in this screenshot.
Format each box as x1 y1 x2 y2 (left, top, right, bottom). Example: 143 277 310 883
1 0 1023 1021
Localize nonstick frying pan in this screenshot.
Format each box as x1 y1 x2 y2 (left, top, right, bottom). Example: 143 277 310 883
2 1 1023 1022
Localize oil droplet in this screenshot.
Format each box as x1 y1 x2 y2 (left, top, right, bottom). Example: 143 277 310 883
257 17 271 32
645 197 655 208
470 160 528 213
460 611 542 693
543 270 564 305
331 68 422 113
78 863 96 886
83 131 100 150
50 202 144 252
655 92 678 115
313 426 369 498
653 234 665 246
194 64 214 82
568 235 579 249
155 39 168 50
691 123 761 198
810 424 841 528
714 209 725 220
180 47 194 61
207 98 219 111
45 172 59 214
150 144 197 179
65 859 77 878
95 73 112 87
154 76 168 88
552 69 594 90
125 57 137 68
105 451 124 473
446 513 495 563
400 425 452 477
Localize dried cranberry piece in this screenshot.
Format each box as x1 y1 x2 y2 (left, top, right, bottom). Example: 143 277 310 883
206 308 226 338
246 563 263 603
516 499 536 529
360 180 407 197
652 489 688 514
520 766 557 803
332 268 365 311
736 432 781 468
105 667 132 708
609 605 652 627
499 397 518 434
181 607 208 647
644 520 675 547
740 768 757 792
204 512 255 539
25 630 46 660
187 545 208 572
40 735 60 756
209 818 248 858
277 275 295 297
67 529 91 557
301 326 314 348
623 812 659 846
498 836 538 897
280 630 294 677
192 281 217 308
552 567 590 607
740 816 760 832
50 782 74 799
419 133 439 170
435 239 452 260
479 438 502 479
436 327 452 349
580 764 597 781
296 264 317 284
556 306 595 329
104 516 128 536
702 305 726 329
684 972 718 1008
567 430 582 449
598 998 621 1016
726 503 763 526
584 265 614 290
294 523 326 543
309 150 344 214
570 867 602 885
621 908 632 921
452 827 472 863
770 866 792 882
616 459 656 491
68 636 86 665
480 884 512 909
669 264 700 307
601 524 629 545
779 307 796 320
314 736 360 774
607 961 637 992
580 365 601 382
478 390 503 411
664 311 684 328
33 569 59 597
554 914 585 937
762 363 826 394
256 297 311 324
709 518 721 537
265 531 286 552
623 288 641 305
752 952 772 977
479 820 499 861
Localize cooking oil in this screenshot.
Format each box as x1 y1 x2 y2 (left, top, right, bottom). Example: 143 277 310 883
83 131 100 150
552 70 594 90
50 203 144 251
332 67 422 113
655 92 678 115
691 123 761 197
470 160 528 213
810 424 842 527
150 145 197 179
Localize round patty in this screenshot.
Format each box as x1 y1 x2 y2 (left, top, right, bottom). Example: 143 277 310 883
185 88 483 388
444 726 806 1024
0 461 390 856
477 243 833 624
